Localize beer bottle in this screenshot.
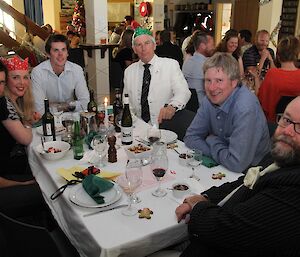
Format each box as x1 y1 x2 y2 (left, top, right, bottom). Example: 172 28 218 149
73 120 84 160
42 99 56 141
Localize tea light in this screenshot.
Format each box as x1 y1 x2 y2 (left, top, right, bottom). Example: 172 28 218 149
104 97 109 125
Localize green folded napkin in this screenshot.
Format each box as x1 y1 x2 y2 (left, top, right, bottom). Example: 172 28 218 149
202 155 219 168
82 174 114 204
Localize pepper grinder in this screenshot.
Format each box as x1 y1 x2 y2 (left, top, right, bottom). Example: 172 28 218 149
108 135 117 163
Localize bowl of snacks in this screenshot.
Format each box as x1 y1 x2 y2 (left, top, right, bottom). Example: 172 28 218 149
171 182 190 198
178 152 192 166
36 141 70 161
124 143 153 159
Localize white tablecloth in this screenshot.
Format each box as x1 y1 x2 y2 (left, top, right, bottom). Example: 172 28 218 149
28 119 241 257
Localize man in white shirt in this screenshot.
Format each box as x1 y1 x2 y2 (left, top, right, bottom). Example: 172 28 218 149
123 27 191 125
31 34 89 114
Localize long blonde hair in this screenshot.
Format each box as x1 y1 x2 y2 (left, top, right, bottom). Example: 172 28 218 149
4 74 35 123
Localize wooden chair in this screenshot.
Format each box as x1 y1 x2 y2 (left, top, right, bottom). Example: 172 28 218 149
159 109 196 141
0 211 79 257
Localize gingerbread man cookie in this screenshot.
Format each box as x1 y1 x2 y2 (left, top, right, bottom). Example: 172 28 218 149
212 172 226 180
138 208 153 219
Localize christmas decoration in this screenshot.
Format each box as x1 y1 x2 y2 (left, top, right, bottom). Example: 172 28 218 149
259 0 272 5
270 20 282 47
139 2 152 17
71 0 86 38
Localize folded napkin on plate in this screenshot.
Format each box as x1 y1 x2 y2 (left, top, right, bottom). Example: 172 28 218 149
202 155 219 168
56 166 121 181
82 174 114 204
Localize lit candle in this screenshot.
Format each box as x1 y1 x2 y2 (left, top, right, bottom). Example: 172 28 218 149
104 97 108 125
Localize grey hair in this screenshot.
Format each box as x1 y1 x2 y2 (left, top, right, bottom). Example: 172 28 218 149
203 52 240 81
132 34 156 46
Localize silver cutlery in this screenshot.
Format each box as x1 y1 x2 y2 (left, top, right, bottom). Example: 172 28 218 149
83 204 127 217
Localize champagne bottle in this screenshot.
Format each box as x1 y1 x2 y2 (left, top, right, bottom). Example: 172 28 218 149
73 120 84 160
42 99 56 142
113 88 123 133
87 89 97 113
121 94 133 145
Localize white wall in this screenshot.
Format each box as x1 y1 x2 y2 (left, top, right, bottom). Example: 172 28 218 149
42 0 61 31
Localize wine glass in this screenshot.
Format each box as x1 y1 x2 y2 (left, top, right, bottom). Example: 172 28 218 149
116 163 142 216
127 159 143 204
67 100 77 112
92 133 108 167
61 113 74 144
151 142 168 197
50 105 63 127
147 125 161 145
187 149 202 181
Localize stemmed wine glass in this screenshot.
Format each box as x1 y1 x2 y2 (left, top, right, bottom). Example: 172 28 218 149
151 142 168 197
187 149 202 181
127 159 143 204
116 162 143 216
147 125 161 145
61 113 74 144
50 105 63 127
92 133 108 167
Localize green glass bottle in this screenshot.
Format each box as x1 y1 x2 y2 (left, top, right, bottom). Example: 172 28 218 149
87 89 97 113
113 88 123 133
73 120 84 160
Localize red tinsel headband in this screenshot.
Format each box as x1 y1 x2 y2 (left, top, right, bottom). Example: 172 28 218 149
0 56 29 71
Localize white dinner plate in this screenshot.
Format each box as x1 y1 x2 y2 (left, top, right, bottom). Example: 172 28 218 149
69 183 122 208
36 126 66 136
141 129 178 144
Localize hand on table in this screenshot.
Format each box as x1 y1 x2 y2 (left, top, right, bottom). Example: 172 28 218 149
175 195 208 223
158 105 176 124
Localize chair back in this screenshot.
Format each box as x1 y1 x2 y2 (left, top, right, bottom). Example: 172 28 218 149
159 109 196 141
185 88 199 113
0 211 66 257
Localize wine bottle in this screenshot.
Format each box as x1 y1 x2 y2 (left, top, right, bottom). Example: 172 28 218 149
113 88 123 133
87 89 97 113
73 120 84 160
42 99 56 142
121 94 133 145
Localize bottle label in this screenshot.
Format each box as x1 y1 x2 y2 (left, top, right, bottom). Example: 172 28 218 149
121 126 133 143
45 123 52 136
91 106 97 112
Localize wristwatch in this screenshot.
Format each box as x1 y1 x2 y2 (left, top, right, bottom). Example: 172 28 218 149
169 104 178 111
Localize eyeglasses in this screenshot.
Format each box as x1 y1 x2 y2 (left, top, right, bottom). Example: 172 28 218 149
276 113 300 134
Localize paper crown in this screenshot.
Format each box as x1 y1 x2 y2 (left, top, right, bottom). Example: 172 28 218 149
0 56 29 71
133 27 152 39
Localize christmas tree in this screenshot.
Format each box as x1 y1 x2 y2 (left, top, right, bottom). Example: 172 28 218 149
71 0 86 39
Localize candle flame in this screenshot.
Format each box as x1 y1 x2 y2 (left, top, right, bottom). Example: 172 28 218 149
104 97 108 106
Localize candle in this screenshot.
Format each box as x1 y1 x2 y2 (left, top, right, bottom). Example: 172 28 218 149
104 97 108 126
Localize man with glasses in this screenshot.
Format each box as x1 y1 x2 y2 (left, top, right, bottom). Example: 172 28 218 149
123 27 191 125
152 96 300 257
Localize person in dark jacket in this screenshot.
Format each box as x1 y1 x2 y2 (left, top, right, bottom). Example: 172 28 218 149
155 30 183 68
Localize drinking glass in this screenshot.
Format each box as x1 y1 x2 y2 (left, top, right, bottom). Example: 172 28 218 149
50 105 63 127
187 150 202 181
61 113 74 144
92 133 108 167
147 125 161 145
116 163 142 216
151 142 168 197
127 159 143 204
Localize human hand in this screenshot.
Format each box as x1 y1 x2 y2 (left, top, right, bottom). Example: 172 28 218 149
158 105 176 124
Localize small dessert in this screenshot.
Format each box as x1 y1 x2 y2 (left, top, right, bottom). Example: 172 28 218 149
173 184 189 191
128 144 151 154
212 172 226 180
138 208 153 219
179 153 192 159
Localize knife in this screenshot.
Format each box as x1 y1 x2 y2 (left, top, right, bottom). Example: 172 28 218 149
83 204 127 217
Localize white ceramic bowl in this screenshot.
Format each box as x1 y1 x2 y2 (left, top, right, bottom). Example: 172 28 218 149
178 152 192 166
124 143 153 159
171 182 190 198
36 141 70 161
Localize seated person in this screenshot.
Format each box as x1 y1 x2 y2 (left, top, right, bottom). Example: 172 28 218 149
184 52 270 173
172 96 300 257
123 27 191 125
258 35 300 122
31 34 89 114
0 58 50 225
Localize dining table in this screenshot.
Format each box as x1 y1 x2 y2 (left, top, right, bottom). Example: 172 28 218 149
28 117 242 257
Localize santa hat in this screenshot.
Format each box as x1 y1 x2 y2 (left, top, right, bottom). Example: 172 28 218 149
0 56 29 71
